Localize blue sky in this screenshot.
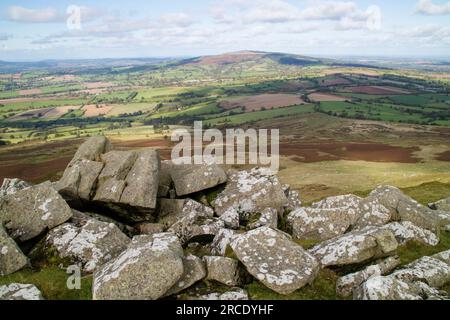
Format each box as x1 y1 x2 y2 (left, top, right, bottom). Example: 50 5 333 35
0 0 449 61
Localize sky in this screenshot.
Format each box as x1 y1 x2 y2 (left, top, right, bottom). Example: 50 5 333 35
0 0 449 61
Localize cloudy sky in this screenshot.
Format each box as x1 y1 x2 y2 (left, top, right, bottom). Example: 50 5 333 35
0 0 449 61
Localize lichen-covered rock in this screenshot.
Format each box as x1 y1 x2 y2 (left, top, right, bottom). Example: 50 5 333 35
93 233 184 300
70 209 135 237
119 149 160 211
231 226 319 295
157 199 187 229
56 159 104 201
354 251 450 300
368 186 440 231
56 136 111 201
96 151 137 187
0 178 31 197
43 219 130 272
170 160 227 196
165 254 206 296
135 222 165 235
188 288 249 300
247 208 278 230
167 200 221 244
432 250 450 265
204 256 242 286
311 193 392 231
429 197 450 212
284 188 301 212
0 225 28 276
287 207 357 242
0 283 44 300
336 256 400 297
0 182 72 242
70 136 112 165
211 228 236 256
158 160 173 197
213 168 287 218
218 208 240 229
309 227 398 267
379 221 439 246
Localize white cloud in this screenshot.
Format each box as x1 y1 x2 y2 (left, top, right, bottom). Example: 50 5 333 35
0 33 11 41
6 6 63 23
415 0 450 15
158 13 194 27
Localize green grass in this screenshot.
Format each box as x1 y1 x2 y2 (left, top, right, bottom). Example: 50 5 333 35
401 181 450 205
246 269 343 300
0 267 92 300
396 232 450 267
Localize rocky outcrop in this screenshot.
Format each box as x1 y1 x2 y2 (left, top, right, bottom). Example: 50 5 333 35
429 197 450 212
368 186 440 232
0 283 44 300
41 218 130 272
230 226 319 295
211 228 236 256
0 182 72 242
379 221 439 246
0 225 28 276
354 250 450 300
93 233 184 300
204 256 243 286
56 137 160 222
287 207 357 242
168 200 223 244
309 227 398 267
165 254 206 296
213 168 288 218
247 208 278 230
336 256 400 297
0 178 31 197
170 160 227 196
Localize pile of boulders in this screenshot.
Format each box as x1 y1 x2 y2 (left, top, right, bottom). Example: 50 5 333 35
0 136 449 300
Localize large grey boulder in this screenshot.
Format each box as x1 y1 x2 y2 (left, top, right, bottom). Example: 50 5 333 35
204 256 243 286
213 168 288 218
230 226 319 295
0 225 28 276
336 256 400 297
287 207 358 242
70 136 112 165
93 233 184 300
0 178 31 197
190 288 249 300
247 208 278 230
167 199 222 244
170 160 227 196
283 186 301 212
119 149 160 211
165 254 206 296
56 136 111 201
158 160 173 197
429 197 450 212
211 228 236 256
157 198 194 229
0 182 72 242
379 221 439 246
0 283 44 300
311 194 392 231
308 227 398 267
354 250 450 300
56 159 104 201
42 219 130 272
368 186 440 231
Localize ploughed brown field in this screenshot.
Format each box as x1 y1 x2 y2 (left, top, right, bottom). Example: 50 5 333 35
343 86 411 95
436 150 450 161
280 142 420 163
308 92 348 102
219 94 305 112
